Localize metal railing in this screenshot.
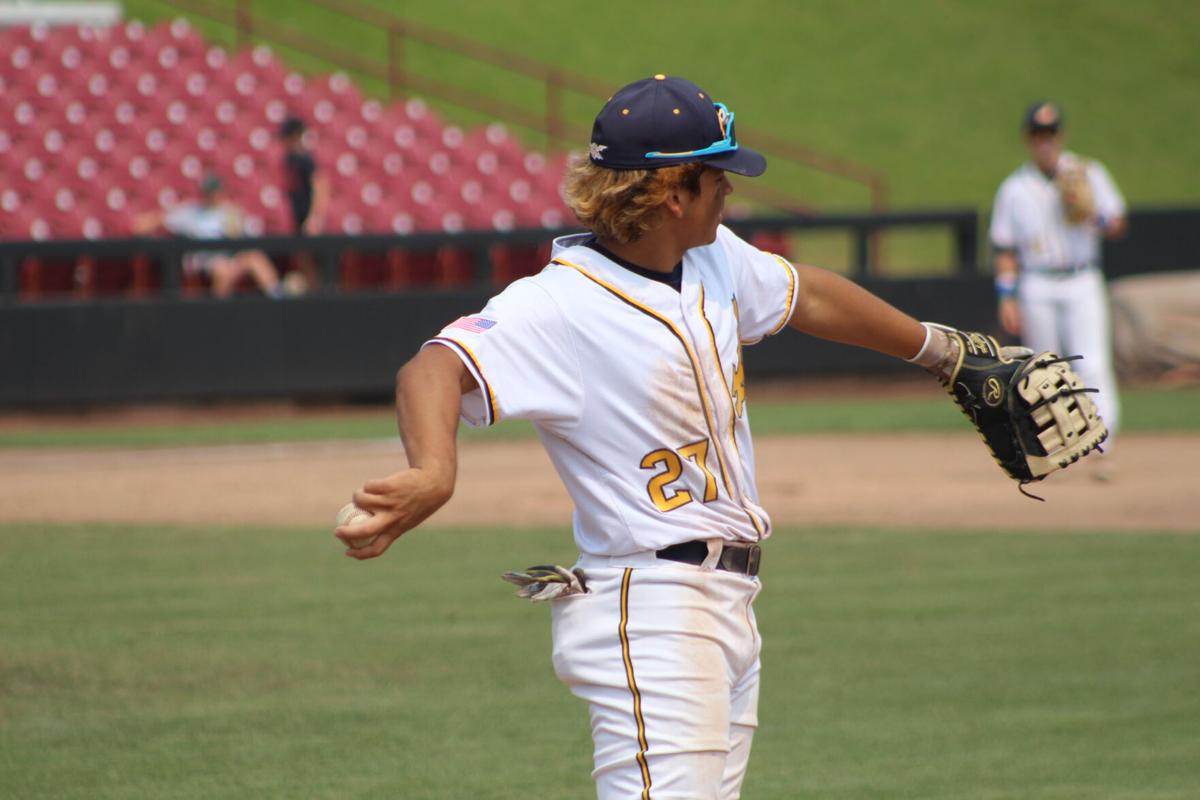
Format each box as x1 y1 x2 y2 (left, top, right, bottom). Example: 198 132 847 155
0 210 980 303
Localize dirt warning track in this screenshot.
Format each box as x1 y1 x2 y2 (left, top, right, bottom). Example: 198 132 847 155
1 432 1195 532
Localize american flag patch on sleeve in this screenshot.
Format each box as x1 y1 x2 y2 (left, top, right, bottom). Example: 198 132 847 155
447 316 498 334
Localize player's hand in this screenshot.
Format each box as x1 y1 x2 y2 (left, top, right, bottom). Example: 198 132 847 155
998 297 1022 337
335 468 454 560
303 216 325 235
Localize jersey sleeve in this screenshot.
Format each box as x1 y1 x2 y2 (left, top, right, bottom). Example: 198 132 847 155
424 278 584 431
1089 161 1126 220
989 180 1017 250
716 226 800 345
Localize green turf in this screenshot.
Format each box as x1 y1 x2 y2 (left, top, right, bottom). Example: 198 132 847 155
3 385 1196 449
1 522 1196 798
0 413 536 449
123 0 1200 212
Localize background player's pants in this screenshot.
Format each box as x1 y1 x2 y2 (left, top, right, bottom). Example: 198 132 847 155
551 554 762 800
1019 268 1121 437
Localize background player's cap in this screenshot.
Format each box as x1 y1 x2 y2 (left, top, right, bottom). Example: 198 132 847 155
1023 101 1063 133
588 75 767 177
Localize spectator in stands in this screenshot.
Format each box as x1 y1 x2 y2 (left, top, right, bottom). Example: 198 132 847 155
279 116 329 289
280 116 330 235
133 175 297 299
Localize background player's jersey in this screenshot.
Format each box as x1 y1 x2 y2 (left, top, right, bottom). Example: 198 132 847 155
990 151 1125 271
426 225 799 557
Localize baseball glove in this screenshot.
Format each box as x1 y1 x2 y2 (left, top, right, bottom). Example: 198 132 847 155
1057 160 1095 224
919 325 1108 497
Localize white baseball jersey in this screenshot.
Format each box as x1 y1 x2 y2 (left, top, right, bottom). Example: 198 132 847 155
990 151 1126 270
163 203 235 239
426 225 799 557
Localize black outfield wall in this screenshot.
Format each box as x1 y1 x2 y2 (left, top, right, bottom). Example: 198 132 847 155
1 277 995 407
3 204 1194 407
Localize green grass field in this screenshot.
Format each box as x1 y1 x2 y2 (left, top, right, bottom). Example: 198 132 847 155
3 384 1196 449
1 523 1197 798
124 0 1200 211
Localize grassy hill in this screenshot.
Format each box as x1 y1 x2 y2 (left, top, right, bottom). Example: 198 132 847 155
123 0 1199 213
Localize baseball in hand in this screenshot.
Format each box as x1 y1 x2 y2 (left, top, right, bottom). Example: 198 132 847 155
336 502 378 549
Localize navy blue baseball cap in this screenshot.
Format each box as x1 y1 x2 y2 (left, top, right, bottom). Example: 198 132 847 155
588 75 767 177
1023 101 1063 133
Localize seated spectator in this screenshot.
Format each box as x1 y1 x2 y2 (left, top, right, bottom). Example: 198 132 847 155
133 175 302 298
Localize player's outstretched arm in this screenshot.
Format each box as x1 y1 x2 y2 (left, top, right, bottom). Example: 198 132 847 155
336 345 478 559
787 263 925 359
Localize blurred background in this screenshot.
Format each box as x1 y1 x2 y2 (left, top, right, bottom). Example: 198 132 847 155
1 0 1197 406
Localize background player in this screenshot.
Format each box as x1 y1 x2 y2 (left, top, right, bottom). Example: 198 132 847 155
336 76 996 798
990 102 1127 466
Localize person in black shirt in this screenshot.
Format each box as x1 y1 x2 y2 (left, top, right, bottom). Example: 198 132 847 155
280 116 330 235
279 116 329 288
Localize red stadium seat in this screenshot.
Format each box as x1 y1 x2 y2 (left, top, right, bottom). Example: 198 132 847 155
1 208 52 241
67 149 102 183
87 123 119 155
55 43 88 73
1 187 23 215
105 43 135 73
57 98 90 129
164 18 207 59
178 68 209 101
4 98 43 141
12 152 49 192
36 127 69 158
82 71 113 103
162 98 192 129
5 43 35 74
229 46 291 92
193 125 222 154
491 243 550 286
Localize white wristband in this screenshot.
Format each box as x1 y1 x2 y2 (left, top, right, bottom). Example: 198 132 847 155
906 322 939 366
907 322 959 378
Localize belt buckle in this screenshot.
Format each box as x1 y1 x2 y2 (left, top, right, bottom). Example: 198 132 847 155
744 544 762 576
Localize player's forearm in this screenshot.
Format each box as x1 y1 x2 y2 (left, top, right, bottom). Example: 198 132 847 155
994 250 1019 279
394 346 471 498
788 263 925 359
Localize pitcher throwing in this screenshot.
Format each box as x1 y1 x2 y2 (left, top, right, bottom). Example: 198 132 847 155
337 76 1104 798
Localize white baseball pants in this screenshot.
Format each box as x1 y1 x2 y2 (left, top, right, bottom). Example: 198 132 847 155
1019 268 1121 437
551 553 762 799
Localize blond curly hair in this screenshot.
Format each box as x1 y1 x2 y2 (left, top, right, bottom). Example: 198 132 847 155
562 156 705 244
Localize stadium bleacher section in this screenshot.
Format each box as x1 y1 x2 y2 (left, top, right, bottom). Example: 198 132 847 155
0 19 572 296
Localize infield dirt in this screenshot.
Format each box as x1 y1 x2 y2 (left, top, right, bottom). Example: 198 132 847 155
1 432 1196 532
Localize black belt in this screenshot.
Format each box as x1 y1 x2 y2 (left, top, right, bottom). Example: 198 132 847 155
656 540 761 577
1033 263 1094 276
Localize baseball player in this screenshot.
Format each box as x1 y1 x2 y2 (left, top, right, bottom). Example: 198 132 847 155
990 101 1127 462
335 76 987 798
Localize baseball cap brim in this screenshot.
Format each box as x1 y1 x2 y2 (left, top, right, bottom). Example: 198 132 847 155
703 145 767 178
